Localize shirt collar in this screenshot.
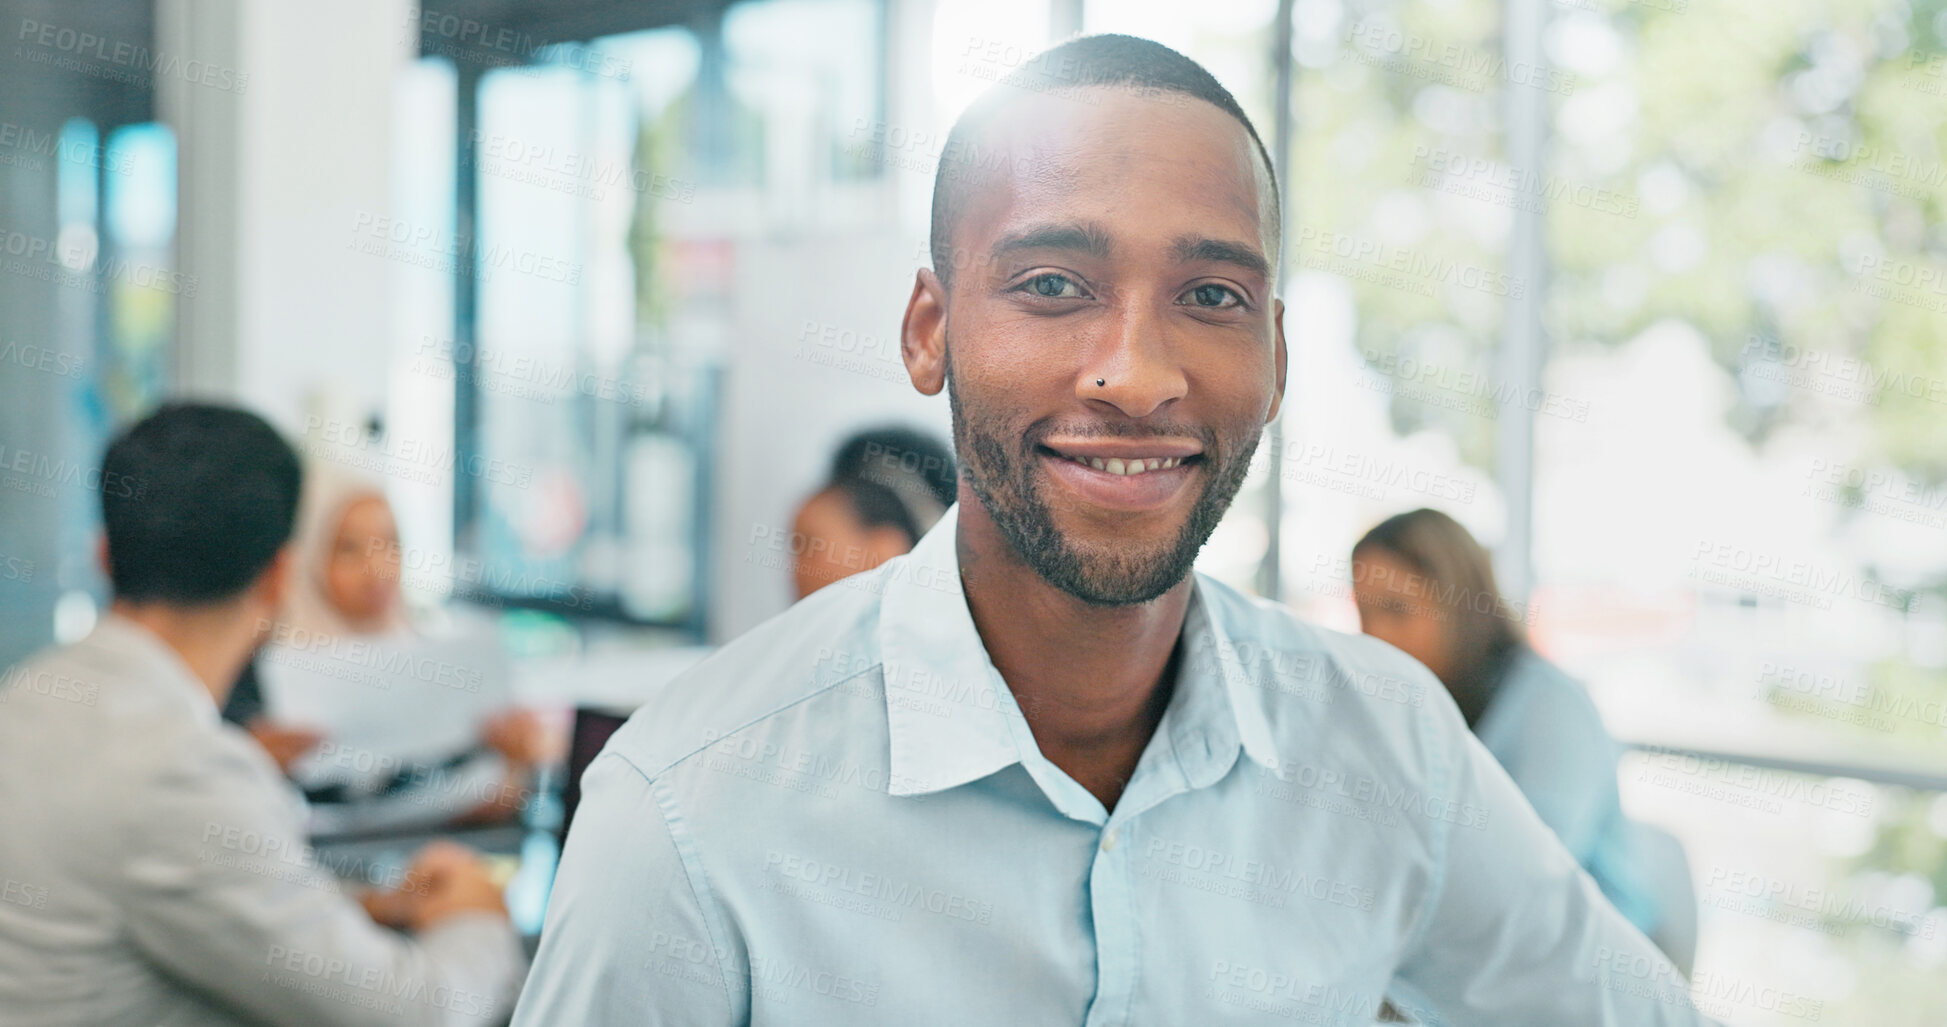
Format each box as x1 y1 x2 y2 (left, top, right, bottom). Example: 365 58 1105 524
84 612 222 725
878 504 1282 799
878 505 1022 797
1171 583 1283 785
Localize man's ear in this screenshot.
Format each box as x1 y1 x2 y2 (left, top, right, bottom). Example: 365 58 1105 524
1266 297 1288 423
95 534 111 581
902 268 948 397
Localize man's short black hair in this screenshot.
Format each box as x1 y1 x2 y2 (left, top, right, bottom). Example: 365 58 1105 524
928 33 1280 286
100 402 303 604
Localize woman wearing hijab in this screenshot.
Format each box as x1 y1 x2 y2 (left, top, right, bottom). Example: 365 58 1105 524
223 465 549 834
1349 509 1664 940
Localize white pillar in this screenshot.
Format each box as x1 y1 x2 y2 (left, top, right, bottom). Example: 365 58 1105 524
155 0 249 398
157 0 415 433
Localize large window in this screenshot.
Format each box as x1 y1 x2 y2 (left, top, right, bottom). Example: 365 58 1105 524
1532 3 1947 1021
1106 0 1947 1021
1276 0 1522 623
0 116 180 665
438 0 890 630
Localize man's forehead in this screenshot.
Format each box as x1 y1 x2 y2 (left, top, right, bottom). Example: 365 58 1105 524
951 86 1276 260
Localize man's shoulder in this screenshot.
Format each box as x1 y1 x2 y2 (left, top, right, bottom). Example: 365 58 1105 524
0 645 295 869
1194 573 1459 767
604 570 891 782
1197 572 1440 698
1 643 201 769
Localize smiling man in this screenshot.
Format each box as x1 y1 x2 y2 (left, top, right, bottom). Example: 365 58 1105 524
513 35 1710 1026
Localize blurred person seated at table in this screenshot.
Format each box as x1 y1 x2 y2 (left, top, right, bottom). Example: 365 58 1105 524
0 402 524 1026
1350 507 1662 938
221 464 552 836
789 426 957 599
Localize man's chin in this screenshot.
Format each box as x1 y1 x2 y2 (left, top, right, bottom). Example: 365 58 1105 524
1047 572 1187 608
1031 536 1194 607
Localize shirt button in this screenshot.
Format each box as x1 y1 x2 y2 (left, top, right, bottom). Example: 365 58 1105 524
1100 828 1118 852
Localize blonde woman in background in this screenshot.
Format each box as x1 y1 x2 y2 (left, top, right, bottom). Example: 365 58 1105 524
223 465 550 834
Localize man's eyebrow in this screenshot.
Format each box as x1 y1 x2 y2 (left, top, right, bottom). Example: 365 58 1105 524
990 222 1114 260
1172 235 1271 280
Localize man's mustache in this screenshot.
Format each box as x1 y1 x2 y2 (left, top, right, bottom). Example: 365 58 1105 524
1020 420 1219 450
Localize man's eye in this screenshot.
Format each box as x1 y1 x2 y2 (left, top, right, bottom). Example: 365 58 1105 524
1183 283 1242 309
1020 273 1083 299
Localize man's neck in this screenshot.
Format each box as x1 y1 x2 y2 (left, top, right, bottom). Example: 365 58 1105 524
109 598 256 708
954 502 1191 812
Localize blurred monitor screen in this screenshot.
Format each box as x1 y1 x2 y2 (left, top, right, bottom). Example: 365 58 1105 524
559 707 630 846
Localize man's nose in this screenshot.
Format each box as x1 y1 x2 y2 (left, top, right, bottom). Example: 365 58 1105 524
1078 303 1189 419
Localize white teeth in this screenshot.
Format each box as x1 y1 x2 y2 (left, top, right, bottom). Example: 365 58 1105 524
1068 455 1187 475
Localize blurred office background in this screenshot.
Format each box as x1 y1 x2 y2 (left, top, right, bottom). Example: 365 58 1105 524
2 0 1945 1021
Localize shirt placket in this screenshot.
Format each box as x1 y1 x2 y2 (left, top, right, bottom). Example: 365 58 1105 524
1082 730 1200 1027
1083 817 1138 1027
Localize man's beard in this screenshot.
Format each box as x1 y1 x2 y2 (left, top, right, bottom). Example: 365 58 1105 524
947 366 1261 607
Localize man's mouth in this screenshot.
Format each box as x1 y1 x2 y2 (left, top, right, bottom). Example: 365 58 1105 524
1040 438 1205 473
1033 439 1206 511
1051 453 1190 476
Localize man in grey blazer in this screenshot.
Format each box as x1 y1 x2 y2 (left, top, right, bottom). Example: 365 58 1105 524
0 403 525 1026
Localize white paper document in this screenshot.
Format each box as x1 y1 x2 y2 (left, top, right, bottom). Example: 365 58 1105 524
256 630 512 767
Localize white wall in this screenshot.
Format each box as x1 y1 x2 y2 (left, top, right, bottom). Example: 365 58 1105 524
709 231 951 640
162 0 412 434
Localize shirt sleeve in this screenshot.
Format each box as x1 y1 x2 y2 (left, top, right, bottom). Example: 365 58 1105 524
1389 719 1716 1026
512 752 743 1026
116 726 527 1027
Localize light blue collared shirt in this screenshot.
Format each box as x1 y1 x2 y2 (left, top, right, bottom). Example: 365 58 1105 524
514 506 1710 1026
